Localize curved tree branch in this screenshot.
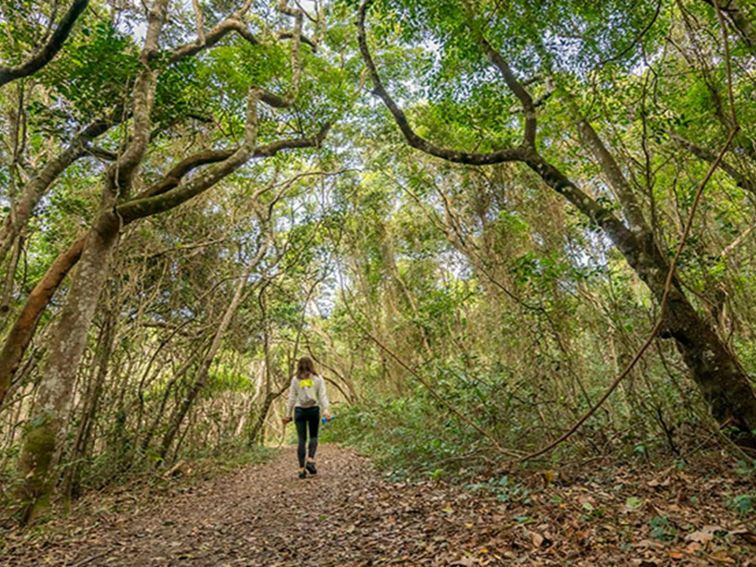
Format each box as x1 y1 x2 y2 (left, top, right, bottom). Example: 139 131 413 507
169 16 315 64
0 0 89 87
139 149 236 199
357 0 527 165
118 124 331 223
357 0 635 246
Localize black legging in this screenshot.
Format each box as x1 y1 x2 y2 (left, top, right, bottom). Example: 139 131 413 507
294 406 320 467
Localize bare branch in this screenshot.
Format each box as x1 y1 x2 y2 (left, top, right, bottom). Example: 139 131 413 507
108 0 170 197
82 143 118 161
277 0 299 17
278 30 317 51
191 0 206 45
568 96 652 231
170 18 259 63
139 149 236 199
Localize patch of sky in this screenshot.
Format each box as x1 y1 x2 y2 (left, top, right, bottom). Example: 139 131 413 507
436 247 474 282
565 227 612 276
308 273 337 318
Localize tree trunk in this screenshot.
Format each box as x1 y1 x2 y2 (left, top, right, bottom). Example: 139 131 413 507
664 290 756 443
62 308 116 500
571 113 756 443
526 152 756 445
0 235 86 406
247 391 278 446
15 212 119 522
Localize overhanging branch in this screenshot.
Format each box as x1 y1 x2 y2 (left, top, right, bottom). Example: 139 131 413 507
169 16 315 64
117 124 331 223
0 0 89 87
357 0 526 165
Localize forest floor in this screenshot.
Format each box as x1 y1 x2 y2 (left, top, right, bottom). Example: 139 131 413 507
0 444 753 566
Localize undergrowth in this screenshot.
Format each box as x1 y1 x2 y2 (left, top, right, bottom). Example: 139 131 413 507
320 375 744 483
0 443 273 530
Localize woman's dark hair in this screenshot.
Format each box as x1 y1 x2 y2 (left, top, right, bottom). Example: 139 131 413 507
297 356 315 380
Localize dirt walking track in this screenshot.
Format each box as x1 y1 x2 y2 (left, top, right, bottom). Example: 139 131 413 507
1 445 753 566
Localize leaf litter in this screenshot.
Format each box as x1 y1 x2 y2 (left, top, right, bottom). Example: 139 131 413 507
0 445 753 566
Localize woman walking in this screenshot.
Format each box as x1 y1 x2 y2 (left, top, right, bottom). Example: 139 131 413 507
283 356 331 478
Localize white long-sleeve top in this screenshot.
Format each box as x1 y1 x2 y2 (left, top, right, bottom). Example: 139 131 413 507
287 374 330 417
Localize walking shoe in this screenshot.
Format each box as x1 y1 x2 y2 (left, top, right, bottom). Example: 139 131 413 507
298 470 307 479
305 461 317 475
